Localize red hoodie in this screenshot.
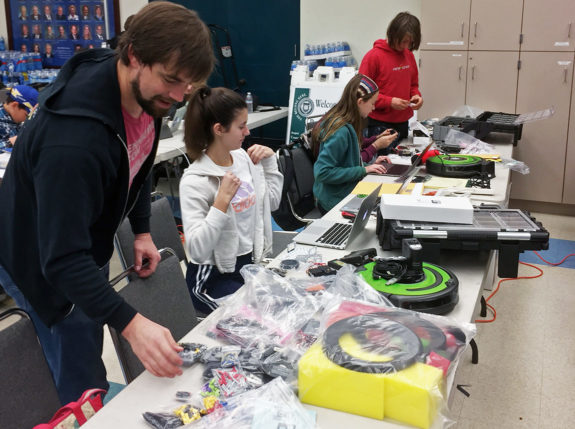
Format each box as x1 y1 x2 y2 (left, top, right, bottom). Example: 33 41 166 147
359 39 420 123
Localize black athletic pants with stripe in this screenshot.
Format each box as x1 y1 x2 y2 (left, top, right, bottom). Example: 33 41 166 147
185 252 252 315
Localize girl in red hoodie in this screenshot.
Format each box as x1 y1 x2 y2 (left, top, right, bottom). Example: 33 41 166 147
359 12 423 152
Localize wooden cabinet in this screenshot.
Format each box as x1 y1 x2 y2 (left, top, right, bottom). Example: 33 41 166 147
420 0 471 51
521 0 575 52
468 0 523 51
511 52 574 203
419 51 467 119
466 51 519 113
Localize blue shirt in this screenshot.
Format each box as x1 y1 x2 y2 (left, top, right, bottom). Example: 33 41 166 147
0 105 21 150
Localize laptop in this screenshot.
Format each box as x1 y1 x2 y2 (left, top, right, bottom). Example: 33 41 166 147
294 184 382 250
370 141 434 181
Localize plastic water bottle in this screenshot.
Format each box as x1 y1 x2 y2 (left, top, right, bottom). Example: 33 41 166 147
0 37 5 52
245 92 254 113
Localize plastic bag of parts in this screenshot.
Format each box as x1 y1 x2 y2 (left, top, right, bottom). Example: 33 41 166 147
198 265 328 357
450 105 484 118
297 298 476 429
499 157 530 174
184 377 316 429
445 129 495 154
321 264 394 307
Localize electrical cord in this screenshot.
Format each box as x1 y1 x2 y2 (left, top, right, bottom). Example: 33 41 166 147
532 251 575 266
475 261 543 324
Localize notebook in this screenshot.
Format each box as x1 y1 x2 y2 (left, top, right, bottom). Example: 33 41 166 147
293 184 382 250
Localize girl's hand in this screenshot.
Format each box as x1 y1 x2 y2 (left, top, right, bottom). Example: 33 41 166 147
247 144 274 164
365 164 387 175
372 131 396 150
374 155 391 165
213 171 240 212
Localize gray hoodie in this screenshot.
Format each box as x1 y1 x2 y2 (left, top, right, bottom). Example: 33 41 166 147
179 149 283 272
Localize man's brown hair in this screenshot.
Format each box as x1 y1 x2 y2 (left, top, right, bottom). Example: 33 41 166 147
387 12 421 51
117 2 214 85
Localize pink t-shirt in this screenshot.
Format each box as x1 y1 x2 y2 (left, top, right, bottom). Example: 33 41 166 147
121 107 155 187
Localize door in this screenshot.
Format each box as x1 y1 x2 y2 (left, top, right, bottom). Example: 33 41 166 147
512 52 574 203
418 51 467 119
468 0 523 51
563 65 575 203
466 51 519 113
521 0 575 52
421 0 471 51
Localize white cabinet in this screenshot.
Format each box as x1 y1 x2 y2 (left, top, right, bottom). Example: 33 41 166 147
466 51 519 113
511 52 574 203
421 0 471 51
562 64 575 204
419 51 467 119
468 0 523 51
521 0 575 52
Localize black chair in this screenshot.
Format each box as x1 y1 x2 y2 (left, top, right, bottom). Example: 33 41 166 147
114 196 186 270
0 308 61 429
108 248 199 383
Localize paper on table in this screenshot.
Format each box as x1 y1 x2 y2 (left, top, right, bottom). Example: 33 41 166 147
424 177 468 189
352 181 414 195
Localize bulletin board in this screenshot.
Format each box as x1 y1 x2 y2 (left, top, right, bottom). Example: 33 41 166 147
4 0 120 67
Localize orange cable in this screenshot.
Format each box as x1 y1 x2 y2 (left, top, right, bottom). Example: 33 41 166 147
475 261 543 324
533 251 575 266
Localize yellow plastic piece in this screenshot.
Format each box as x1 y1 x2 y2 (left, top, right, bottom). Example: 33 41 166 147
298 342 445 429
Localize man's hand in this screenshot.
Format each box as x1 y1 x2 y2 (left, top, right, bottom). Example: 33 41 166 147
8 136 17 147
247 144 274 164
410 95 423 110
391 97 410 110
133 233 161 278
121 313 183 378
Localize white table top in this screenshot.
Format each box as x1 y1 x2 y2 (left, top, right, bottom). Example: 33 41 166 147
154 107 289 165
84 137 515 429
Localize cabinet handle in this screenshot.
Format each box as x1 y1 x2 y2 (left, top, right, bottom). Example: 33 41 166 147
461 22 464 38
458 65 462 80
569 22 572 39
472 65 476 80
565 68 568 83
474 22 478 38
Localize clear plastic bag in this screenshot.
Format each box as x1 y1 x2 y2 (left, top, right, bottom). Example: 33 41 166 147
298 298 476 429
500 157 530 174
450 105 484 118
445 129 495 154
185 377 316 429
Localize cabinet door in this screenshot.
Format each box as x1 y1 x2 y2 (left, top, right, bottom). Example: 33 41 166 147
418 51 467 119
563 66 575 203
469 0 523 51
522 0 575 52
466 51 519 113
421 0 471 51
512 52 574 203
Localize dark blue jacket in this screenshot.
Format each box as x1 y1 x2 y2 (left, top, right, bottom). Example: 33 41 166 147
0 49 160 331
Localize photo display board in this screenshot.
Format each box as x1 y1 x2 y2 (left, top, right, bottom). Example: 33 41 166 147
5 0 119 67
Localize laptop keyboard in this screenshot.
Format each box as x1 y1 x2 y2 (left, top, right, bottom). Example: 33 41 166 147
315 222 353 246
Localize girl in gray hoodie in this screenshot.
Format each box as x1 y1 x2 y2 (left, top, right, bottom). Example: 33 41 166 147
179 87 283 314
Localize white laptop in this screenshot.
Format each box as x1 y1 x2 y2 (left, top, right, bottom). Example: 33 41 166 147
293 184 381 250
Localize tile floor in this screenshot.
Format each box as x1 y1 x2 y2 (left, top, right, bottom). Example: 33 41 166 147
1 210 573 428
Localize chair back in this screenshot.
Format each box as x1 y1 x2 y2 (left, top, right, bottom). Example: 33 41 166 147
108 250 198 383
0 308 61 429
114 197 186 269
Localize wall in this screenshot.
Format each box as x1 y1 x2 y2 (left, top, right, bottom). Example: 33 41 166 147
300 0 421 62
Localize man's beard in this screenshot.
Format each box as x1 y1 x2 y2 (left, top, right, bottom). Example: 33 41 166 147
130 75 173 118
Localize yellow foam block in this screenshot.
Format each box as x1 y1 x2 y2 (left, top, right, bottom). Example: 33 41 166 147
298 343 386 420
298 342 445 429
384 362 444 429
